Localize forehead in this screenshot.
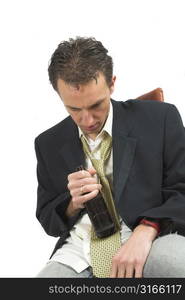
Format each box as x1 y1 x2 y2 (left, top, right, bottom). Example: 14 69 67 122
57 74 109 107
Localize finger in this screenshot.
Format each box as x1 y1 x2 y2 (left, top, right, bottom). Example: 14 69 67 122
67 177 98 191
82 176 98 185
110 260 118 278
80 184 102 195
70 184 102 197
117 265 126 278
124 265 134 278
68 170 91 181
134 266 143 278
81 189 100 201
72 189 100 208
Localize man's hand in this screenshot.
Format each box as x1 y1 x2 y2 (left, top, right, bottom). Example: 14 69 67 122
110 224 158 278
66 167 102 217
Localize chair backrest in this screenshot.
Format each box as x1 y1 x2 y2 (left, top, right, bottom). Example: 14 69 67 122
136 88 164 102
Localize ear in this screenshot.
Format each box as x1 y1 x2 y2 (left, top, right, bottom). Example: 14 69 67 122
110 76 116 94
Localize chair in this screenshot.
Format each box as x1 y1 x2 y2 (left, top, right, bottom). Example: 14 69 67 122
136 88 164 102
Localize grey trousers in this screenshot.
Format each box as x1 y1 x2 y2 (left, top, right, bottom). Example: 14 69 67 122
36 233 185 278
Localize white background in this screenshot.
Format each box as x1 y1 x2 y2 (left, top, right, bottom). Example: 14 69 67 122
0 0 185 277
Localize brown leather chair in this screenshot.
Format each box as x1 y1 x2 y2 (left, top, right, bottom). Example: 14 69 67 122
136 88 164 102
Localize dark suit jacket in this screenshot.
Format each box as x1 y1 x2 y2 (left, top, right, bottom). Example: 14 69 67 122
34 99 185 257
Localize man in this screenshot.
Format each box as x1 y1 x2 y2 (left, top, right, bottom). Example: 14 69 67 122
35 37 185 278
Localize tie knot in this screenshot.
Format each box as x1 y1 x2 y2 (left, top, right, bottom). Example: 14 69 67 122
81 131 112 162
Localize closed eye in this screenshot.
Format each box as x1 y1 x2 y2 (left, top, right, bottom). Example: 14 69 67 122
70 107 81 111
66 98 105 111
90 102 101 109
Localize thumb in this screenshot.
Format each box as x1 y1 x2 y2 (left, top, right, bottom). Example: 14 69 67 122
87 167 97 176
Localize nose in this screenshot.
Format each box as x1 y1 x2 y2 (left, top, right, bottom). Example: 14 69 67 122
81 110 95 126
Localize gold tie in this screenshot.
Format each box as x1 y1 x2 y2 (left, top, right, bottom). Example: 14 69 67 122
81 132 121 277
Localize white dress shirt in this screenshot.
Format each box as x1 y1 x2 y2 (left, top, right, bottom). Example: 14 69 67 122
49 103 132 272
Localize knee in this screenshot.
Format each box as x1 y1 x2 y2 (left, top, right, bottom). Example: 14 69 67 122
143 233 185 277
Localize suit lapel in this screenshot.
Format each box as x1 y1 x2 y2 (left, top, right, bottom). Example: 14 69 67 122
59 119 85 173
112 100 137 205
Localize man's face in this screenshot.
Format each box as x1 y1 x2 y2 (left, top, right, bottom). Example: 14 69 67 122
57 73 116 140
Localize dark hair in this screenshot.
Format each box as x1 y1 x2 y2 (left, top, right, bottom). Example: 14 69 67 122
48 36 113 91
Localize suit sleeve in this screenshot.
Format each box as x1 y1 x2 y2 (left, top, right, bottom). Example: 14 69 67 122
34 138 81 237
139 104 185 235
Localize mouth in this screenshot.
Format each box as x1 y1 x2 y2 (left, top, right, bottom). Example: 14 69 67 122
83 123 99 132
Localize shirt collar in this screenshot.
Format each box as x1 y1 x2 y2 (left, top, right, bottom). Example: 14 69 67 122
78 101 113 140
